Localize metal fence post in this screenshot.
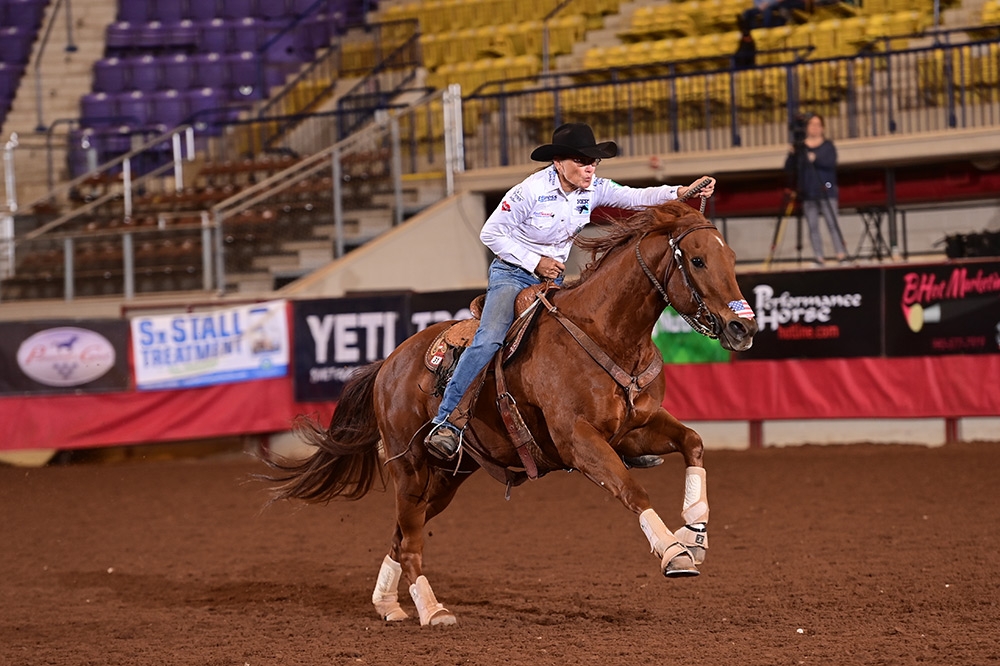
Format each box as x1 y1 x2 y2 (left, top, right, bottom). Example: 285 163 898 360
172 133 184 192
123 232 134 299
214 210 226 295
63 236 74 301
123 157 133 221
1 133 16 281
332 147 344 258
390 116 404 226
201 211 213 291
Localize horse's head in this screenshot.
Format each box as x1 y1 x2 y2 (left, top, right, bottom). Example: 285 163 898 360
643 202 757 352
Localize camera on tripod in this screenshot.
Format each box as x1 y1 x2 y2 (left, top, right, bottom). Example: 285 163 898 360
790 112 811 148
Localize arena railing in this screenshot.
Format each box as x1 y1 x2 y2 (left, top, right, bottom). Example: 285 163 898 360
0 88 464 301
459 29 1000 169
208 85 464 294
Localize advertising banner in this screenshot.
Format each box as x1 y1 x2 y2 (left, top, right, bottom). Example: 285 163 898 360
293 295 410 402
131 300 290 390
884 260 1000 356
409 289 482 334
0 320 130 395
652 307 731 364
735 267 882 359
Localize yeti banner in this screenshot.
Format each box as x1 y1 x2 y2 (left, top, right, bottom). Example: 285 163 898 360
734 268 883 359
293 295 410 402
884 260 1000 356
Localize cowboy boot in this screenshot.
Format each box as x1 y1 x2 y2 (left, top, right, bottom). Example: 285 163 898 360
424 423 461 460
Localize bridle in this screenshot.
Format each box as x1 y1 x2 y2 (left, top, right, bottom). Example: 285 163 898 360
635 225 721 339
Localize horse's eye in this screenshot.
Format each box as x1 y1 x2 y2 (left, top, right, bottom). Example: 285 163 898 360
691 257 706 268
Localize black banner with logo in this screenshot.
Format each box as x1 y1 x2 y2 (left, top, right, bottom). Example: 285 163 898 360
292 295 411 402
0 320 131 395
735 267 883 359
884 260 1000 356
408 289 482 335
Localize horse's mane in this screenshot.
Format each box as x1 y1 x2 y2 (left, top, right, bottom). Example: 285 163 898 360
570 200 704 286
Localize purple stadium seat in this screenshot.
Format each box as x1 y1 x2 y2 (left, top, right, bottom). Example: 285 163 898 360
260 22 308 63
161 19 200 50
117 0 152 23
199 18 233 52
289 0 321 15
221 0 255 19
93 58 127 94
186 0 220 21
150 1 185 22
116 90 152 126
8 0 48 29
105 22 134 53
0 27 33 65
0 62 25 98
128 55 162 91
161 53 195 90
189 52 229 89
233 17 265 52
257 0 288 18
226 52 263 99
148 90 190 129
80 92 116 126
184 87 227 131
303 13 331 49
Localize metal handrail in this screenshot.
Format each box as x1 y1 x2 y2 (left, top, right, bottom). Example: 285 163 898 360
33 0 77 132
210 90 442 219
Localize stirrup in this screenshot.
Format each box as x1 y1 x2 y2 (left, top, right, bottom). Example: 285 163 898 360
424 423 461 460
623 454 664 469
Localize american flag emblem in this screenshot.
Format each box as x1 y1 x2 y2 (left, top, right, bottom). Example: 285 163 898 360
728 300 755 319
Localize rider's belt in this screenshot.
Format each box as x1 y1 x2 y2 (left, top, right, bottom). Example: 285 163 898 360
497 257 526 271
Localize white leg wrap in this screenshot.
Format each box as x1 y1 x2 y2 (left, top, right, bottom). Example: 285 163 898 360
409 575 457 626
681 466 709 525
371 555 409 622
639 508 676 558
640 508 698 576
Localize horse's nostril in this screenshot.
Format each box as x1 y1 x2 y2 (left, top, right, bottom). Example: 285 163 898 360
728 320 747 338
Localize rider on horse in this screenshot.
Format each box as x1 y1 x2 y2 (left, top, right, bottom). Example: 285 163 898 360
425 122 717 461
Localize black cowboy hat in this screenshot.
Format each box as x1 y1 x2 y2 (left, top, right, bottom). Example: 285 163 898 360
530 122 618 162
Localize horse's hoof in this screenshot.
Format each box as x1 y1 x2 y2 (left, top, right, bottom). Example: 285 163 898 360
685 546 707 566
662 545 700 578
374 601 409 622
426 608 458 626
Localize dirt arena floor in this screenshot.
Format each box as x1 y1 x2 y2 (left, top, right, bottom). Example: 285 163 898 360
2 440 999 665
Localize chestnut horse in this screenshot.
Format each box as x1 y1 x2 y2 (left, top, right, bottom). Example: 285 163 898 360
268 200 757 626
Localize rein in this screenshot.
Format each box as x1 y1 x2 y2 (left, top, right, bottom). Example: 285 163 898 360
635 225 721 339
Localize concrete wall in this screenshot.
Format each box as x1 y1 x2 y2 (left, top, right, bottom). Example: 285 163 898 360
280 190 490 298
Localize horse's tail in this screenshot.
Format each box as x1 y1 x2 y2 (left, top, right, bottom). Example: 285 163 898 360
265 360 385 504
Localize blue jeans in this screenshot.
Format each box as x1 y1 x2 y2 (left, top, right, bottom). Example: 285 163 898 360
803 197 847 260
434 258 548 427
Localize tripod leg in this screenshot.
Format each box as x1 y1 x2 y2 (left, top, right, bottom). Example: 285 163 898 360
764 190 796 270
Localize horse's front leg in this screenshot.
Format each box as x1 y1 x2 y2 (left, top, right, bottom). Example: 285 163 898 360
615 408 710 565
557 419 699 578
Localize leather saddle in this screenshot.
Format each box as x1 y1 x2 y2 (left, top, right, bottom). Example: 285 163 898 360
422 282 559 386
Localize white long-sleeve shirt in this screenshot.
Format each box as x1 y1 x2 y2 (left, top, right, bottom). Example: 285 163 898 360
480 165 680 272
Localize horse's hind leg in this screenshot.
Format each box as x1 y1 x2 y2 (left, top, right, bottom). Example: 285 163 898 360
371 459 468 626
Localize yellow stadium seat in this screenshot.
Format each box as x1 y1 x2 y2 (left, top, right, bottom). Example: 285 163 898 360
984 0 1000 24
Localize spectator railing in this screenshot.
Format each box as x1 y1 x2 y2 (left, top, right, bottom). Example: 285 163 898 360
0 88 463 301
